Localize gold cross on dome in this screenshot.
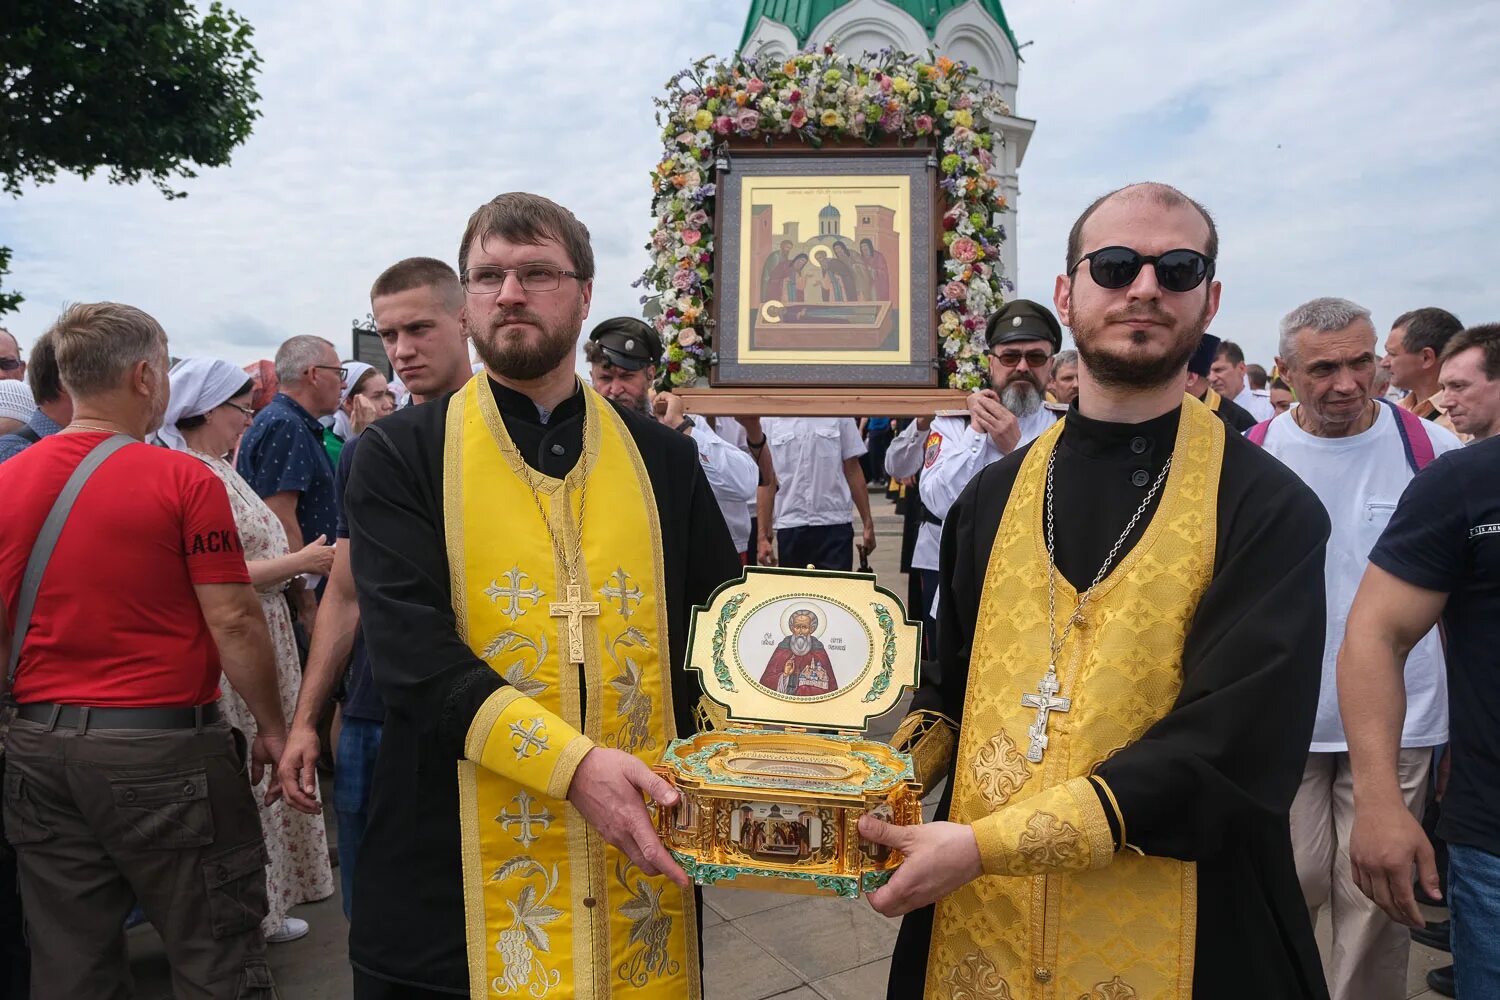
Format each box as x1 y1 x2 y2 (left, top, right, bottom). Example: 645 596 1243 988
550 583 601 664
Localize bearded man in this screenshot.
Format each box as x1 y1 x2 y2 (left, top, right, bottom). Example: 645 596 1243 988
758 609 838 696
917 299 1064 589
343 192 740 998
869 182 1332 999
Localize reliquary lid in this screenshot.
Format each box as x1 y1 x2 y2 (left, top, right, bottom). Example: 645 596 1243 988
683 566 922 732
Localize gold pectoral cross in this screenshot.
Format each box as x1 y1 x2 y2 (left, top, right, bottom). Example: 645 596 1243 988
550 582 600 664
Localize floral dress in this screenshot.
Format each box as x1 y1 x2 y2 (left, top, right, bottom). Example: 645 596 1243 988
192 450 335 935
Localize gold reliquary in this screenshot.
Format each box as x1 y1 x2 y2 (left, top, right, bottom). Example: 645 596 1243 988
653 567 923 897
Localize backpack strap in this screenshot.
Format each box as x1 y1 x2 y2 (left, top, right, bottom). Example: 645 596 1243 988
1246 416 1274 446
4 434 134 698
1377 398 1436 473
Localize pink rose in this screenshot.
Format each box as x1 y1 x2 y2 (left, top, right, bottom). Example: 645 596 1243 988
954 94 973 110
878 109 904 132
735 107 760 132
789 106 808 128
880 76 893 94
687 209 709 227
680 94 702 116
676 131 697 147
672 270 695 291
950 237 979 263
713 115 733 135
678 329 701 347
747 78 765 95
652 230 672 250
944 280 967 300
914 114 934 133
682 229 702 247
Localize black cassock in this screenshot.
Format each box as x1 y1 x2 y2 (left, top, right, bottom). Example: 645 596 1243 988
889 404 1333 1000
343 379 740 994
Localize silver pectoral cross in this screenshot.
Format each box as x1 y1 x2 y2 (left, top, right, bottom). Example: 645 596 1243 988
1020 666 1072 763
549 582 601 664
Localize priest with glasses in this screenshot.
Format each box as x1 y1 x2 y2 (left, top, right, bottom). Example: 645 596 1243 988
868 183 1333 999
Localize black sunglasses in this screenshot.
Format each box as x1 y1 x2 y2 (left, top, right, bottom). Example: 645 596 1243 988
1070 246 1215 293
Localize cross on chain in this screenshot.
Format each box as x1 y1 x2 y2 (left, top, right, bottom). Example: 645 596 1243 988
600 567 643 620
1020 667 1072 764
484 567 543 622
497 790 554 848
508 718 550 759
550 583 601 664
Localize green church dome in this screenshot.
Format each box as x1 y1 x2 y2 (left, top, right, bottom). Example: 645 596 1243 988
740 0 1020 56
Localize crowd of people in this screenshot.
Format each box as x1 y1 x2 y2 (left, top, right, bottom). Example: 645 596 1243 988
0 181 1496 1000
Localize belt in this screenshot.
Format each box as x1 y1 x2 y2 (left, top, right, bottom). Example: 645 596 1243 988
922 511 943 526
16 702 221 731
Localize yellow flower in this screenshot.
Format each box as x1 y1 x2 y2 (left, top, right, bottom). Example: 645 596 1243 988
693 109 712 130
821 110 843 127
952 109 973 128
890 77 912 94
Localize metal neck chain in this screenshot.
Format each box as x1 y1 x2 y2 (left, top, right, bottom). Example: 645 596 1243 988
1044 447 1172 667
518 407 589 584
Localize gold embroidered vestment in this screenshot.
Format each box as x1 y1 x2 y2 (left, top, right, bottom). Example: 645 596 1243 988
445 378 699 1000
924 398 1225 999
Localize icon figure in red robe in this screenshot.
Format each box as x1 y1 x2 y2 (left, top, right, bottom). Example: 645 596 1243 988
758 609 839 696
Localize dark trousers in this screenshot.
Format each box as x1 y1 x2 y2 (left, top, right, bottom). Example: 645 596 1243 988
353 968 462 998
0 793 28 1000
777 523 854 572
918 568 940 661
864 427 894 482
2 717 275 999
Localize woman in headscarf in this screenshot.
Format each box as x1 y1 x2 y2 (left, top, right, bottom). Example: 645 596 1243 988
162 358 336 944
325 361 395 466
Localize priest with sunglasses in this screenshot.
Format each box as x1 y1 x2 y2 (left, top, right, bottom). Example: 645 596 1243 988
870 182 1333 999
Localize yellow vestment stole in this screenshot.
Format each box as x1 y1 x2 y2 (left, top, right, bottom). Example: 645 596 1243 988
445 377 699 1000
926 396 1223 1000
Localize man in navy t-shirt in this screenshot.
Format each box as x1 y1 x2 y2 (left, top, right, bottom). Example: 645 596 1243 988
1341 431 1500 998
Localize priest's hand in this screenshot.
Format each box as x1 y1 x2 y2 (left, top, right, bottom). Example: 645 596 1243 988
860 816 982 917
967 389 1021 454
567 747 691 888
1350 801 1439 928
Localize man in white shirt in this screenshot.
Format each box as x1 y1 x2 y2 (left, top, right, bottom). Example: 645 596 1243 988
919 300 1064 581
584 317 759 558
758 416 871 571
1208 338 1275 421
1260 297 1461 1000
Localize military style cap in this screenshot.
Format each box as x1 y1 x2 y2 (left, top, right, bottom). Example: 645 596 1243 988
588 317 663 372
1187 332 1221 377
986 299 1063 352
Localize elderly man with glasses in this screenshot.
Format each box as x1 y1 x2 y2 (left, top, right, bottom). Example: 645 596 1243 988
916 299 1065 611
235 335 345 626
0 327 25 381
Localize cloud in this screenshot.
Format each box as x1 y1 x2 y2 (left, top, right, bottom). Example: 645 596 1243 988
1 0 1495 373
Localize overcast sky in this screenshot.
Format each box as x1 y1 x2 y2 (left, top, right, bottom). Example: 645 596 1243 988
3 0 1497 369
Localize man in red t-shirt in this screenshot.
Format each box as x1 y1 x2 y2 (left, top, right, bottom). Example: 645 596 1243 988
0 303 289 998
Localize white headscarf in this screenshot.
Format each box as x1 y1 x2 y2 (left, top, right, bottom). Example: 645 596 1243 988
158 358 252 452
331 361 377 441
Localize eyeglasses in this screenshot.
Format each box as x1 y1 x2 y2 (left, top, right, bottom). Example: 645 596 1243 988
988 348 1052 369
0 357 21 372
221 400 256 418
462 264 581 295
312 364 349 381
1070 246 1215 293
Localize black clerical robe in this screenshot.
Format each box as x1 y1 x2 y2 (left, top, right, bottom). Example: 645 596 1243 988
889 403 1332 999
344 378 740 994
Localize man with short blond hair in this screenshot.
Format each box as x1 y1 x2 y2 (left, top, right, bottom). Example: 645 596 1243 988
1261 296 1460 1000
1438 324 1500 442
0 302 287 998
279 257 475 919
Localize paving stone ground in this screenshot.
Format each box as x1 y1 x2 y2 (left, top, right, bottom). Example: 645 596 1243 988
125 484 1448 998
